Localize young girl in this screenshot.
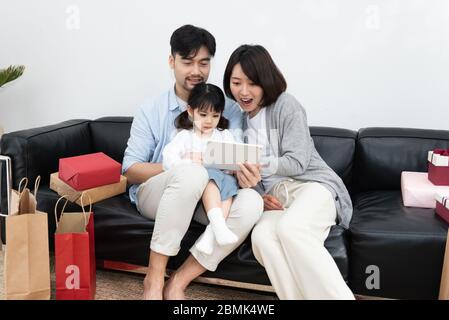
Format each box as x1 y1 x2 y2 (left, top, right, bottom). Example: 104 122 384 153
162 83 239 255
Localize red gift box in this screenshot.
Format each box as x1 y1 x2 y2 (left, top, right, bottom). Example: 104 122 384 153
59 152 121 191
435 193 449 224
428 149 449 186
55 196 96 300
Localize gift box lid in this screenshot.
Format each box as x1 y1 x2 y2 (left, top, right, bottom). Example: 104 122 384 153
428 150 449 167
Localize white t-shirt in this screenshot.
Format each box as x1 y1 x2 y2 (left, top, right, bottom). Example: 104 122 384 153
246 108 287 193
162 128 235 171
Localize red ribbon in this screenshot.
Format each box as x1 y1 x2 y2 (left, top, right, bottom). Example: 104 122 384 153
433 149 449 157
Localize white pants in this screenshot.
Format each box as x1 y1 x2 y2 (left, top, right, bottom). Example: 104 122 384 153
137 163 264 271
251 179 355 300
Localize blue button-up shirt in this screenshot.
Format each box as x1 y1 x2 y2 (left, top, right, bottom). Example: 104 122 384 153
122 86 243 204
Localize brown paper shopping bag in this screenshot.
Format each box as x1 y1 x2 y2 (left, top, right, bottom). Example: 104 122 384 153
4 177 51 300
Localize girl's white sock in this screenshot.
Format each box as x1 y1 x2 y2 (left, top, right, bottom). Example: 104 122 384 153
208 207 238 246
195 225 215 255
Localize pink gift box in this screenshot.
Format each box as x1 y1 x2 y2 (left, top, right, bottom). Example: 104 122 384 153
428 149 449 186
435 193 449 223
401 171 449 208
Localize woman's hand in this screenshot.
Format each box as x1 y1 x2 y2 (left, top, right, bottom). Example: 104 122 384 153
262 194 284 211
183 152 203 164
235 162 261 188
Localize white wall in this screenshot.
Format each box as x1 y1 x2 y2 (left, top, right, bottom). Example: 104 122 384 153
0 0 448 133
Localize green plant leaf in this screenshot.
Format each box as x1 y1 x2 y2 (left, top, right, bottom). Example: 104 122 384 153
0 65 25 88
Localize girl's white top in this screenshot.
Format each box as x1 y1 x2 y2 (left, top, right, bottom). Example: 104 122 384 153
162 128 235 171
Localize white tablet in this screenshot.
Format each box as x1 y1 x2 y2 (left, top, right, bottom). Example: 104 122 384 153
203 140 263 171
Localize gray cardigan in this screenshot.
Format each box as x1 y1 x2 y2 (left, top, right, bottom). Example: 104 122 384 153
242 92 353 229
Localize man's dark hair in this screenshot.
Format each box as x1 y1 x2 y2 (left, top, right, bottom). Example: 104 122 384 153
223 45 287 107
170 25 216 58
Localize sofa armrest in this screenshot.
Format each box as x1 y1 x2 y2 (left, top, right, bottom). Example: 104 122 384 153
0 120 92 188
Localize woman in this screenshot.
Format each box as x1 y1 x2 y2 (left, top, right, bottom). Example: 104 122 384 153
223 45 355 300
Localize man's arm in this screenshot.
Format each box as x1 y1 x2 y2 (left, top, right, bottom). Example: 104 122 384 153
124 162 163 185
122 102 163 185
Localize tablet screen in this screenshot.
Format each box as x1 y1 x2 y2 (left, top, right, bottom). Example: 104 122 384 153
203 140 263 171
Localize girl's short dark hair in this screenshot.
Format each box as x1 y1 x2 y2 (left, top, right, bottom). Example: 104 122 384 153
175 83 229 130
223 45 287 107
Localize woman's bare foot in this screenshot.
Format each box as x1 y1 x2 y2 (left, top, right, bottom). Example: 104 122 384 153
163 275 186 300
143 276 164 300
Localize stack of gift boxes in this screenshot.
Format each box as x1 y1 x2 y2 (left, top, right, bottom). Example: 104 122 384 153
401 149 449 222
51 152 126 205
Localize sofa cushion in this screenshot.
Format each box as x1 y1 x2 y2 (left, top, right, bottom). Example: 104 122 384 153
34 185 349 285
354 127 449 192
349 190 448 299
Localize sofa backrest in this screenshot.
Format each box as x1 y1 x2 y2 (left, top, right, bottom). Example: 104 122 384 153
0 120 91 188
13 118 448 197
353 127 449 192
89 117 132 164
309 127 357 190
90 117 357 190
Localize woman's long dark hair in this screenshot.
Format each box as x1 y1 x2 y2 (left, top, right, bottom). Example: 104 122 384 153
175 83 229 130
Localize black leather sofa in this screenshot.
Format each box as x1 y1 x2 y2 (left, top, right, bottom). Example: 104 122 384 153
1 117 449 300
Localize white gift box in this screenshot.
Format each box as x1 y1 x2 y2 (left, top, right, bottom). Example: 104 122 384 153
401 171 449 208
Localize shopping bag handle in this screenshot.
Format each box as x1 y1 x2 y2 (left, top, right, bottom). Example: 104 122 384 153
17 175 40 199
79 192 92 228
18 177 28 196
54 193 92 229
33 176 41 197
54 195 69 229
15 176 41 216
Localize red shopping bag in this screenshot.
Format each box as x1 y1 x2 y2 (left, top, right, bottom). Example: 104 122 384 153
54 193 96 300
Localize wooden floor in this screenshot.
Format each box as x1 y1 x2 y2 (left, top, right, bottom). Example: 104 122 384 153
0 250 277 300
0 245 386 300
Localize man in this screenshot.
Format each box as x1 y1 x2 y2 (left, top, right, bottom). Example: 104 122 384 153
122 25 263 300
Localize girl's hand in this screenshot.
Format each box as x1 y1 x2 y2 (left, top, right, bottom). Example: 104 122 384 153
183 152 203 164
236 162 261 188
262 194 284 211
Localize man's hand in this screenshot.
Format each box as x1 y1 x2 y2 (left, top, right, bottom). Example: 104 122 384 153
262 194 284 211
183 152 203 164
236 162 261 188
